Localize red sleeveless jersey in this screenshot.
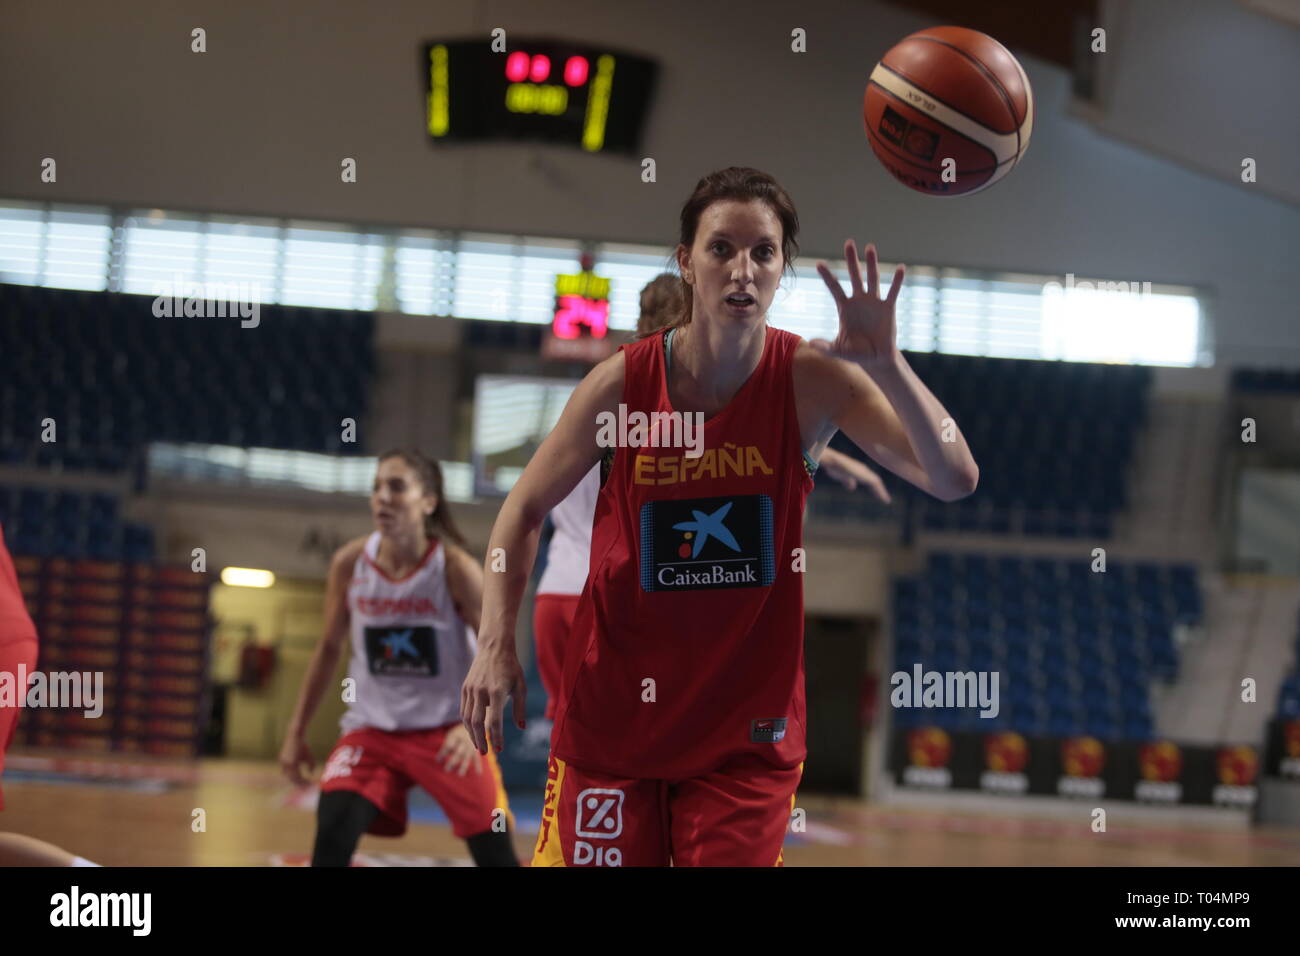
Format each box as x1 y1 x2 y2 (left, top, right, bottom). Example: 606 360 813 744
552 325 813 779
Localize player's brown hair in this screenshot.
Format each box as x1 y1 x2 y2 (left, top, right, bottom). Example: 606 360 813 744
636 273 685 337
656 166 801 336
376 448 468 550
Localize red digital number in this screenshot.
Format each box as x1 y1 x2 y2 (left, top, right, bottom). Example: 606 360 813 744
505 51 530 83
553 295 609 339
507 51 588 86
564 56 589 87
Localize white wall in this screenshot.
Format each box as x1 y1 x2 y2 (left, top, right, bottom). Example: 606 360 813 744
369 314 462 456
1236 469 1300 574
1090 0 1300 207
2 0 1295 366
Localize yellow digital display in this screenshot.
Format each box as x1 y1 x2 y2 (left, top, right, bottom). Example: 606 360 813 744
422 38 657 155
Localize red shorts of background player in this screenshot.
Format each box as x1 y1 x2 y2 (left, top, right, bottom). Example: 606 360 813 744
0 639 38 812
318 724 512 838
533 593 581 720
532 751 803 867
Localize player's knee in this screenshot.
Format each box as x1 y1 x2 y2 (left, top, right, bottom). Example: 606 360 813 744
312 791 377 867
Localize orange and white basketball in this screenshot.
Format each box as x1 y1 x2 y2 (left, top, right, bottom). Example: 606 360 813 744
864 26 1034 196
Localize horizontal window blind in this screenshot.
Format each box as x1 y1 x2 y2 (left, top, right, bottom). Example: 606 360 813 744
473 375 577 456
147 443 476 501
1 198 1206 367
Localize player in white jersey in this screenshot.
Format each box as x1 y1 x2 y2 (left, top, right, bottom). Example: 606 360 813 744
530 275 892 722
281 449 519 866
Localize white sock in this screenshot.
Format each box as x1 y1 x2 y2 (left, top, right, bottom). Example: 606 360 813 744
69 856 101 867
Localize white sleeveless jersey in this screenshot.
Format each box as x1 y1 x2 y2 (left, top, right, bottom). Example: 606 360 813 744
537 464 600 596
340 532 476 733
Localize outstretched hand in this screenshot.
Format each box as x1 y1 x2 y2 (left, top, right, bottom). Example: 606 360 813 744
814 241 905 367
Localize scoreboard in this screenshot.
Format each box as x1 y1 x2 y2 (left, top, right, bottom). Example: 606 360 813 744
423 38 658 154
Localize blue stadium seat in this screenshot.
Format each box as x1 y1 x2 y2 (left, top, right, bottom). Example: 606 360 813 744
1 284 376 471
894 552 1201 743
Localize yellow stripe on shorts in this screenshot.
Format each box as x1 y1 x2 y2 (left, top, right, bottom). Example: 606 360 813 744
531 755 568 867
484 746 515 832
776 761 805 867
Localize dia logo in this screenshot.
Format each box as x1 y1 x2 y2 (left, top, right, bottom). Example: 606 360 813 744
573 841 622 866
573 787 623 866
575 788 623 838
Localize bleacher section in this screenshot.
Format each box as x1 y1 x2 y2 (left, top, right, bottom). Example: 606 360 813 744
10 551 211 756
1231 368 1300 393
0 486 154 561
815 351 1152 536
892 552 1202 741
0 283 374 471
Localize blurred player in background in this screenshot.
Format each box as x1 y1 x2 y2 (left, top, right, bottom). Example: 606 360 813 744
531 273 892 724
0 522 99 867
465 166 974 866
281 450 519 866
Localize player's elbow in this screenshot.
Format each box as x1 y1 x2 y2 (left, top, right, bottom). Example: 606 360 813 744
497 484 554 551
935 464 979 502
319 625 349 656
509 487 551 535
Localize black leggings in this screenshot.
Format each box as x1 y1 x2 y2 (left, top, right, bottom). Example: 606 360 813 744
311 790 520 867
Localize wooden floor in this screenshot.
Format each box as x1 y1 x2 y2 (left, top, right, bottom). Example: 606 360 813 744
3 750 1298 866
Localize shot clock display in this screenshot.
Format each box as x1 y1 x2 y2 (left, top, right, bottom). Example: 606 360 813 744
423 38 658 154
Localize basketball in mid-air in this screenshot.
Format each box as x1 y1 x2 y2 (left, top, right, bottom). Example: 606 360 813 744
864 26 1033 196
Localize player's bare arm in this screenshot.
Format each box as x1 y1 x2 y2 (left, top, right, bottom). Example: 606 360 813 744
460 350 625 754
279 535 366 785
442 542 485 635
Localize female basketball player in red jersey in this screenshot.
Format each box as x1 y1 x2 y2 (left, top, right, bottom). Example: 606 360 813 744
532 274 891 724
464 167 977 866
0 521 99 867
281 449 519 866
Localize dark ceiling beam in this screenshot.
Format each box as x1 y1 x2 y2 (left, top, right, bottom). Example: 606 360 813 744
877 0 1100 71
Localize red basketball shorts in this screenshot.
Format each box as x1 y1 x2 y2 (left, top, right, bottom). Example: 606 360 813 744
318 724 512 839
0 640 38 811
533 593 581 720
532 751 803 867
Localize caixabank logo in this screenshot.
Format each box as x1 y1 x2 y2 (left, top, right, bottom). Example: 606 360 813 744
364 625 438 677
1135 741 1183 804
1212 746 1258 808
980 731 1028 794
1057 736 1106 798
902 726 952 789
638 494 774 591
